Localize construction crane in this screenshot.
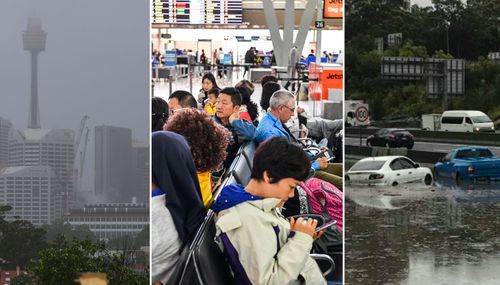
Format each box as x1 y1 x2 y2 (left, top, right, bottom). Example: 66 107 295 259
74 115 89 158
74 115 89 191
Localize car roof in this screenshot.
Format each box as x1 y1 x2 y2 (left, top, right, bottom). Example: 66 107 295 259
453 146 490 151
357 155 407 162
380 128 408 132
442 110 487 116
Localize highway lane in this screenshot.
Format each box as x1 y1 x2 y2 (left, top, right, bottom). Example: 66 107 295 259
345 137 500 156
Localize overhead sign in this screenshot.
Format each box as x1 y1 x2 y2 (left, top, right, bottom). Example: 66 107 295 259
354 104 370 126
152 0 243 24
323 0 343 19
387 33 402 47
426 58 464 98
381 57 425 80
315 21 325 29
488 52 500 60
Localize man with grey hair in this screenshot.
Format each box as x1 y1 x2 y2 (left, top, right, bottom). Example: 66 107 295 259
255 90 297 144
255 90 342 187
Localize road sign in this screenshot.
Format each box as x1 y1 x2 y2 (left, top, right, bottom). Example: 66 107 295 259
381 57 424 80
354 104 370 126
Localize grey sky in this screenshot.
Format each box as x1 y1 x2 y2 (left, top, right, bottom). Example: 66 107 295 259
0 0 149 191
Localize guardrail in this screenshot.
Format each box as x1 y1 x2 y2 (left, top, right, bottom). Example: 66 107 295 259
346 145 447 164
346 127 500 147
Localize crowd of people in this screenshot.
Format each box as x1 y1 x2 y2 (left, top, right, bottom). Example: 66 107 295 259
152 72 343 285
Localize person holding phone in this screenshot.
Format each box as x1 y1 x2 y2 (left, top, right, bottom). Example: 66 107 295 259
212 137 326 285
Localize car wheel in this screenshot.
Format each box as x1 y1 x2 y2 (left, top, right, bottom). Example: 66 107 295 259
424 174 432 185
407 145 413 150
392 181 398 186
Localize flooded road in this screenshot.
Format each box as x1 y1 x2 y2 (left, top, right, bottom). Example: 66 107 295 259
345 184 500 284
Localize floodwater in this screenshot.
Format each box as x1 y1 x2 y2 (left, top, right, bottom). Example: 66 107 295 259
345 183 500 285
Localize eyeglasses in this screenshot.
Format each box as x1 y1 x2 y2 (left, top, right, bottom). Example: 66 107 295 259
281 105 295 113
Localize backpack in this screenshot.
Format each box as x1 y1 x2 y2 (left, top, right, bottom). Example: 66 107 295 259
295 178 343 253
281 177 343 252
299 178 343 232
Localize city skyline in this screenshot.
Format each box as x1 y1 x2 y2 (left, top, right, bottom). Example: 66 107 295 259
0 1 149 193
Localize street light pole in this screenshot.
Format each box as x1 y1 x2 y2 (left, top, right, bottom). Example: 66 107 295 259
445 20 450 54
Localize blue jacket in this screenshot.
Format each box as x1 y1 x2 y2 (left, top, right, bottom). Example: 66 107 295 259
213 115 256 142
213 115 256 169
255 112 292 144
255 112 320 171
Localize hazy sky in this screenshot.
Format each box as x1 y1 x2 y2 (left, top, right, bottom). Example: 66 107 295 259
0 0 150 191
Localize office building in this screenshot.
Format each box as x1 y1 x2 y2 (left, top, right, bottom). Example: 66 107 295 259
95 126 133 203
0 166 57 225
8 128 75 220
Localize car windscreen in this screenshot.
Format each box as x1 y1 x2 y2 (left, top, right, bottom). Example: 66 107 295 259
456 149 493 158
471 116 492 123
392 130 411 136
350 160 386 171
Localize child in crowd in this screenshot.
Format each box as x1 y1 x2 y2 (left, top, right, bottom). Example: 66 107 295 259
204 87 219 116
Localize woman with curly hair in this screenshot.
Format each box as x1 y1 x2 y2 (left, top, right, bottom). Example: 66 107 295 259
165 108 231 207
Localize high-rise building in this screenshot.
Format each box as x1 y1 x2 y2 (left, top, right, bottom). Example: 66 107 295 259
0 166 57 225
95 126 133 203
0 117 12 169
131 141 148 203
8 128 75 220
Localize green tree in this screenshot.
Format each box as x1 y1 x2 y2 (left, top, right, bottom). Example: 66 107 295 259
346 0 500 120
41 220 97 243
23 236 147 285
0 205 47 269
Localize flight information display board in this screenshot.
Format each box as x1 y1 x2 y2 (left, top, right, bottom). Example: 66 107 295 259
152 0 243 24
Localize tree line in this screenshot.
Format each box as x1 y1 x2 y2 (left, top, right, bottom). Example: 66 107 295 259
346 0 500 122
0 205 148 285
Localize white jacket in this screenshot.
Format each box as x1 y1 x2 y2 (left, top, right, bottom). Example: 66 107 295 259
215 198 326 285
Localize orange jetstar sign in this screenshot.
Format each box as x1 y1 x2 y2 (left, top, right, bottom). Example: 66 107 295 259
324 0 343 19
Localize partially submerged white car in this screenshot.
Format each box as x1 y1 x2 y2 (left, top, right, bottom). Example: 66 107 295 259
346 156 433 186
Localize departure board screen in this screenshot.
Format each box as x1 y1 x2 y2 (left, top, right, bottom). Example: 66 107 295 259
152 0 243 24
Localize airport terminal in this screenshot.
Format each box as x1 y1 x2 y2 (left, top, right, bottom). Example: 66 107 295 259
151 0 345 284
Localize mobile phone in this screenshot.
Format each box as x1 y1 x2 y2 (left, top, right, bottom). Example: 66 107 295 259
311 148 328 160
326 156 335 162
315 219 337 232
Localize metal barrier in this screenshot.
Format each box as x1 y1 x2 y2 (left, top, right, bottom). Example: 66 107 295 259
346 145 447 164
346 127 500 147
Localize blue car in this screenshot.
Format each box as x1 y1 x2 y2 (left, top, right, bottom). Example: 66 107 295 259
434 146 500 184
